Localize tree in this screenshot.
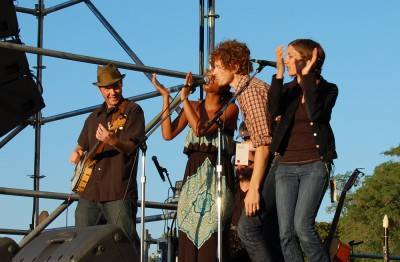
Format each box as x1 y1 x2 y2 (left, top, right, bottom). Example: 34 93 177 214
337 145 400 256
316 221 332 241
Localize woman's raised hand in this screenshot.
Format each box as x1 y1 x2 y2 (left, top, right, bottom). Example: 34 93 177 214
302 47 318 75
151 73 170 97
181 72 193 101
276 46 285 79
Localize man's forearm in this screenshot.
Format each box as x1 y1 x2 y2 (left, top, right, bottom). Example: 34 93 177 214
249 145 270 190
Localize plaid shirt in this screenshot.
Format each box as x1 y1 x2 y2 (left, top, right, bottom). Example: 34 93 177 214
234 75 272 148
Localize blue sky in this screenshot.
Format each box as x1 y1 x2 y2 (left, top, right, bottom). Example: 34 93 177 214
1 0 399 247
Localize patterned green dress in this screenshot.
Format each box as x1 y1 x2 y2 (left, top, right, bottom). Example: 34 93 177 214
177 128 235 262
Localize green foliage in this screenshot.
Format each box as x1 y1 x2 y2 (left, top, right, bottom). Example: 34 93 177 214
337 145 400 256
383 144 400 157
316 221 331 241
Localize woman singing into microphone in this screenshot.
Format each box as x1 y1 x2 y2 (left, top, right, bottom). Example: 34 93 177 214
152 72 238 262
269 39 338 262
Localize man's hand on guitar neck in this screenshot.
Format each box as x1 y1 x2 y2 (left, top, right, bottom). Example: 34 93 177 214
69 146 84 164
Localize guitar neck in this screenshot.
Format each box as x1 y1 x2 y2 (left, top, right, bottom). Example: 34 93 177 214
324 169 362 251
85 141 104 160
325 192 347 247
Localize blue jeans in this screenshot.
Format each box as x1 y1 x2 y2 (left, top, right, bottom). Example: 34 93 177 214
237 159 284 262
275 160 330 262
75 198 139 247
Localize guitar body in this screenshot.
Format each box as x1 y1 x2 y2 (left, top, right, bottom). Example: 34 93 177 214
71 152 97 193
334 241 351 262
330 238 351 262
70 112 128 193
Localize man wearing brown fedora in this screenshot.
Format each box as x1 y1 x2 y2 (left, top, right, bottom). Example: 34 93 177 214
69 64 145 248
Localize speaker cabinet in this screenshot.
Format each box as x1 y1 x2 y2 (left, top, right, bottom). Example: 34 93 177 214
0 40 45 137
0 0 19 38
0 237 20 262
0 40 30 85
13 225 139 262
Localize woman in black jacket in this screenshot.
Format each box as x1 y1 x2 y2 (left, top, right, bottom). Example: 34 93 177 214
269 39 338 262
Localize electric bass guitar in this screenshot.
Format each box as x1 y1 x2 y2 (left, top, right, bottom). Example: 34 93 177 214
71 115 127 193
324 168 363 262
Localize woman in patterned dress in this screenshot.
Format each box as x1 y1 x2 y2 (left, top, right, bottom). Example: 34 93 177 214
152 72 238 262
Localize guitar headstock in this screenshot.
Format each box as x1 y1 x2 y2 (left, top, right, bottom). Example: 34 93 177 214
342 168 364 193
325 168 365 249
108 114 127 132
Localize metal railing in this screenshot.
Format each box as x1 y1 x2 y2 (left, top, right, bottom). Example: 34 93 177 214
351 253 400 260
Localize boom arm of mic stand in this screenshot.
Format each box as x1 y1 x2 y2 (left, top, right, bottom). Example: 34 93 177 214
255 64 266 73
204 64 266 133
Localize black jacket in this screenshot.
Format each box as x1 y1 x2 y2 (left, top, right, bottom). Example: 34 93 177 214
269 74 338 161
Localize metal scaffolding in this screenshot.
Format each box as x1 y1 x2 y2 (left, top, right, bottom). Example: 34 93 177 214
1 2 399 262
0 0 218 249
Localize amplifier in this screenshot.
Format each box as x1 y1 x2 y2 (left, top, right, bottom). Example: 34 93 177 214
0 237 19 262
13 225 139 262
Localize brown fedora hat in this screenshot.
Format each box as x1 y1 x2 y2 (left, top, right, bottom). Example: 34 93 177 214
92 64 125 87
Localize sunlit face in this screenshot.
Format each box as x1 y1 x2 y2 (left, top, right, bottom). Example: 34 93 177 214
98 81 123 108
285 45 306 77
203 75 219 93
202 73 230 95
211 59 235 87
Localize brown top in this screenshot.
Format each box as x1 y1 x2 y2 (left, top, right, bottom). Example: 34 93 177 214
78 99 145 202
234 75 272 148
280 102 320 163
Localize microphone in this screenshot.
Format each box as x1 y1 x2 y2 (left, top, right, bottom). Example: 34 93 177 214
152 156 166 182
168 76 210 93
193 76 211 85
250 59 277 68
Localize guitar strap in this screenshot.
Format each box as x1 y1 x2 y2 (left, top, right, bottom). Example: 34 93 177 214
111 99 130 123
95 99 131 154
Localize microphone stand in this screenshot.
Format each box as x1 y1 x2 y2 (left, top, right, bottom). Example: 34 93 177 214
163 168 176 198
203 64 266 262
162 167 178 262
138 138 147 262
138 90 188 261
138 78 207 261
139 115 165 262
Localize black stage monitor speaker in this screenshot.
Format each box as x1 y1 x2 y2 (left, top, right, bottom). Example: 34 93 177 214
13 225 139 262
0 40 30 85
0 40 45 137
0 0 19 38
0 237 20 262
